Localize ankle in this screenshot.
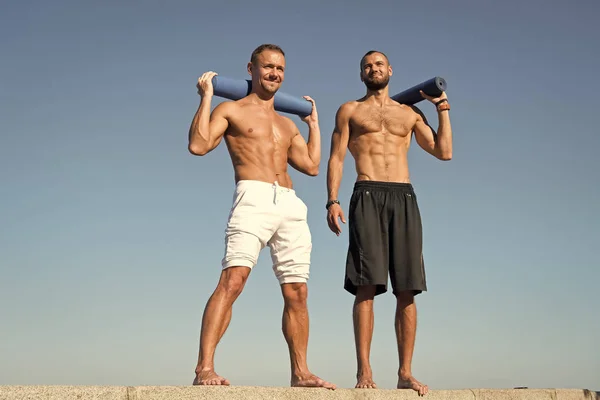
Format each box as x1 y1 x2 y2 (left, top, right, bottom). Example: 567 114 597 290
357 364 372 376
398 368 412 379
196 365 214 374
291 368 310 380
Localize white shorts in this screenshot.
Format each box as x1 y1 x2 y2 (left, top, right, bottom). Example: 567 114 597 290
221 180 312 284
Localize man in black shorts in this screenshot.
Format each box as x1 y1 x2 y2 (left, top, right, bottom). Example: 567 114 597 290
325 50 453 396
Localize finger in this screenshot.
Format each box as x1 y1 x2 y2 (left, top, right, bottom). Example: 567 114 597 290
204 71 215 82
303 96 315 106
201 71 215 82
328 219 337 234
340 211 346 224
334 219 341 234
327 215 335 231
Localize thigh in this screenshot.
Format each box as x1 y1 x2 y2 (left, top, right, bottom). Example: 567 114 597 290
347 188 389 273
222 230 265 269
222 186 279 269
268 195 311 284
345 188 390 295
389 191 427 294
225 184 279 241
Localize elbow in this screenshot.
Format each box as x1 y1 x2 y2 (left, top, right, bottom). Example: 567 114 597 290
188 143 207 156
435 147 452 160
307 165 319 176
439 152 452 161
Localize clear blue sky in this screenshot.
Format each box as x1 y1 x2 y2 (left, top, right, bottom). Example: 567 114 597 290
1 0 598 391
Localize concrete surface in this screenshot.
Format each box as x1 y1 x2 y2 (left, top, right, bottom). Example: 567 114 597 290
0 386 597 400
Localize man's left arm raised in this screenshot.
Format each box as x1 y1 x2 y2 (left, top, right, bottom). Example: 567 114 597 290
412 91 453 161
287 96 321 176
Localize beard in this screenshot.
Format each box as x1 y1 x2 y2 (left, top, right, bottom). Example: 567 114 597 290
363 74 389 90
261 80 280 94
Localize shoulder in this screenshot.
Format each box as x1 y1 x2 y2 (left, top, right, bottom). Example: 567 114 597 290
277 113 297 129
275 114 302 140
211 100 238 118
336 100 359 120
406 104 427 121
339 100 359 113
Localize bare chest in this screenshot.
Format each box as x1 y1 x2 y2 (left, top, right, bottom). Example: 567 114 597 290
350 104 415 138
229 110 293 148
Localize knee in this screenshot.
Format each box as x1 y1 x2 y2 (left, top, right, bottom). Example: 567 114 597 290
395 290 415 306
216 267 249 299
282 282 307 309
355 285 377 305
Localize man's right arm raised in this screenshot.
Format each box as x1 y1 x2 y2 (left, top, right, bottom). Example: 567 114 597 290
326 103 352 235
188 71 230 156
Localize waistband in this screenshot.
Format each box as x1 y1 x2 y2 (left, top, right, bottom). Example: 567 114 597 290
353 180 414 193
236 179 295 193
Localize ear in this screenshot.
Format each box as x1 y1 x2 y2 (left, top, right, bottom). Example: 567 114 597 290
247 62 253 76
388 65 393 76
359 70 364 82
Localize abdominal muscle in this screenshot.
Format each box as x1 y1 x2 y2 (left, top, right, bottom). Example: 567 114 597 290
224 131 293 188
349 131 411 183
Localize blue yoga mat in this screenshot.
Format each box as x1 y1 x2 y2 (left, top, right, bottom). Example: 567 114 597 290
391 76 447 106
211 76 312 117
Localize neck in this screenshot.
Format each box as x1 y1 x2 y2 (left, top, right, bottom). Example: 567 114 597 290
248 91 275 109
364 86 389 106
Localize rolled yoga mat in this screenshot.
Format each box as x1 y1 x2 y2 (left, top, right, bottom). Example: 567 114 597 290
211 75 312 117
391 76 447 106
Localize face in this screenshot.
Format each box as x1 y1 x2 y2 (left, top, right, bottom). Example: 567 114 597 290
360 52 392 90
248 50 285 94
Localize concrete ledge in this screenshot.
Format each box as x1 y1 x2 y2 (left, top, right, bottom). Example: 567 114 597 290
0 386 597 400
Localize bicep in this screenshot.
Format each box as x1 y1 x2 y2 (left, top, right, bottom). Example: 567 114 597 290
411 106 437 153
208 103 230 143
329 106 351 160
288 130 308 161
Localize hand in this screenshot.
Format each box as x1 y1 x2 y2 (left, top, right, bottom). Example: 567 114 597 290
327 203 346 236
420 89 447 105
300 95 318 125
197 71 218 97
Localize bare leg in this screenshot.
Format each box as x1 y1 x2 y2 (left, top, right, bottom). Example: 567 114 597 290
281 282 336 390
353 285 377 389
395 291 428 396
193 266 250 386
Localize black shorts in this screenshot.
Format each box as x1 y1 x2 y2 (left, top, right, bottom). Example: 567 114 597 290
344 181 427 297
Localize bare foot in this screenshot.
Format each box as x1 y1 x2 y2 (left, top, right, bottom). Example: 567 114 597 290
193 369 230 386
355 374 377 389
398 374 428 396
291 373 336 390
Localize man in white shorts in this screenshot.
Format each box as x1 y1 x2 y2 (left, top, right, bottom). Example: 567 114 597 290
187 43 335 390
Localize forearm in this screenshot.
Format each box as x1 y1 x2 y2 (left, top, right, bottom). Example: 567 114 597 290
306 121 321 167
327 156 343 201
435 110 452 159
188 95 212 152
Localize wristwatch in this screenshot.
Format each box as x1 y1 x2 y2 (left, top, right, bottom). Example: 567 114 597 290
435 98 450 112
326 199 340 210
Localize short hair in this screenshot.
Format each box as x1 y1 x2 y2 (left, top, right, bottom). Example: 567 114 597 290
360 50 389 69
250 44 285 64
